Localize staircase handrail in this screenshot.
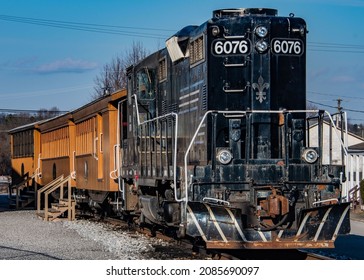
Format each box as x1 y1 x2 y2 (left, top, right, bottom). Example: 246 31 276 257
349 184 360 194
9 172 35 209
37 175 64 213
9 172 34 191
38 175 74 221
44 175 71 197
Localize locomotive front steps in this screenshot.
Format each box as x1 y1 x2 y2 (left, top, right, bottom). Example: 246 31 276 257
36 175 76 221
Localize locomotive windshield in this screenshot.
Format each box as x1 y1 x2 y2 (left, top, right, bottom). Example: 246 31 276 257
136 68 155 100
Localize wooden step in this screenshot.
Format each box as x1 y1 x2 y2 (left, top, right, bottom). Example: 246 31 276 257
36 209 64 221
15 194 35 200
8 196 27 203
51 202 68 208
48 208 62 214
59 198 75 203
9 196 35 209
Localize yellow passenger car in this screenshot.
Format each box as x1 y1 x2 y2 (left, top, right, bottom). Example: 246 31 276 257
72 90 126 203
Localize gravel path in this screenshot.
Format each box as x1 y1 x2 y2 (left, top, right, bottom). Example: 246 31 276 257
0 210 120 259
0 210 195 260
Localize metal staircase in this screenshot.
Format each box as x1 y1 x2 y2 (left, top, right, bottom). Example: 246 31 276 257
36 175 75 221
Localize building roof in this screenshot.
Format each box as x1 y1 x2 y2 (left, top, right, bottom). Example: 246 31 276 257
348 141 364 152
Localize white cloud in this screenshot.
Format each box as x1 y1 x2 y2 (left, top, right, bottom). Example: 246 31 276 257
331 75 356 83
35 58 98 74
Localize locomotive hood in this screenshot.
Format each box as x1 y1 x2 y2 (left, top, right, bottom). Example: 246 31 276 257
166 25 198 62
212 8 278 18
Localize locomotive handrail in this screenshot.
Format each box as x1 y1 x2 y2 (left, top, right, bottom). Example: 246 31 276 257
223 62 248 67
184 110 247 204
222 86 250 93
116 101 124 204
132 94 180 202
312 198 338 206
203 197 230 206
223 82 250 93
223 34 247 39
322 110 348 156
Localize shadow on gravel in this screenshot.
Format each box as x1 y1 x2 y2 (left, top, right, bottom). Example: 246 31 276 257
0 194 10 212
307 234 364 260
228 249 308 260
0 245 62 260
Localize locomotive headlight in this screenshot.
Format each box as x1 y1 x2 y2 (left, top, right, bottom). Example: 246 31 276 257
302 148 319 164
211 25 220 36
255 40 269 53
255 26 268 38
216 149 233 165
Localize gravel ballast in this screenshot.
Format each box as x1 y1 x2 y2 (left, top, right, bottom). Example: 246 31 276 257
0 210 193 260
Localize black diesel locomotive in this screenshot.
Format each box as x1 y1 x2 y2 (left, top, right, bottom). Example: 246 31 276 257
119 8 350 249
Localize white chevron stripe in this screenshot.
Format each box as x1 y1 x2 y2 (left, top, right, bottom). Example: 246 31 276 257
187 205 207 242
314 207 333 241
295 212 311 240
332 205 350 241
257 230 268 242
225 208 249 242
204 204 228 242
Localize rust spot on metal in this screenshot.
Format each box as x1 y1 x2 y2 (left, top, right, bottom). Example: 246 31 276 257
259 187 289 217
205 241 334 250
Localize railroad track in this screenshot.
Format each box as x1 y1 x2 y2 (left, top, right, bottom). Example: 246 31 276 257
101 217 229 259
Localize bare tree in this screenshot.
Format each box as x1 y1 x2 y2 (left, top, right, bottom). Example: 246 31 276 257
306 101 319 118
0 107 62 176
37 107 61 119
92 41 149 99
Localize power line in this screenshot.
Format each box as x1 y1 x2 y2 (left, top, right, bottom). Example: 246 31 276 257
308 100 364 114
0 14 175 32
309 42 364 49
0 14 173 39
308 42 364 54
308 48 364 54
308 91 364 107
307 100 338 109
2 14 364 53
0 108 69 114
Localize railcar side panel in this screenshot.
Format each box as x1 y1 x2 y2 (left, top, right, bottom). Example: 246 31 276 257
73 92 124 193
39 114 76 187
9 123 42 185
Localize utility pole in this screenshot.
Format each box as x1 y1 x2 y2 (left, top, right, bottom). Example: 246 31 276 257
335 98 343 127
336 98 343 113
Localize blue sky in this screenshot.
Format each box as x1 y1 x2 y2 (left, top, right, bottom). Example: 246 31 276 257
1 0 364 122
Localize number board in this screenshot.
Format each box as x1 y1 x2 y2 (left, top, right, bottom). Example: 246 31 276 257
271 39 304 56
212 39 251 56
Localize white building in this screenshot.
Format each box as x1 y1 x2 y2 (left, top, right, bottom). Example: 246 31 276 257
309 120 364 205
